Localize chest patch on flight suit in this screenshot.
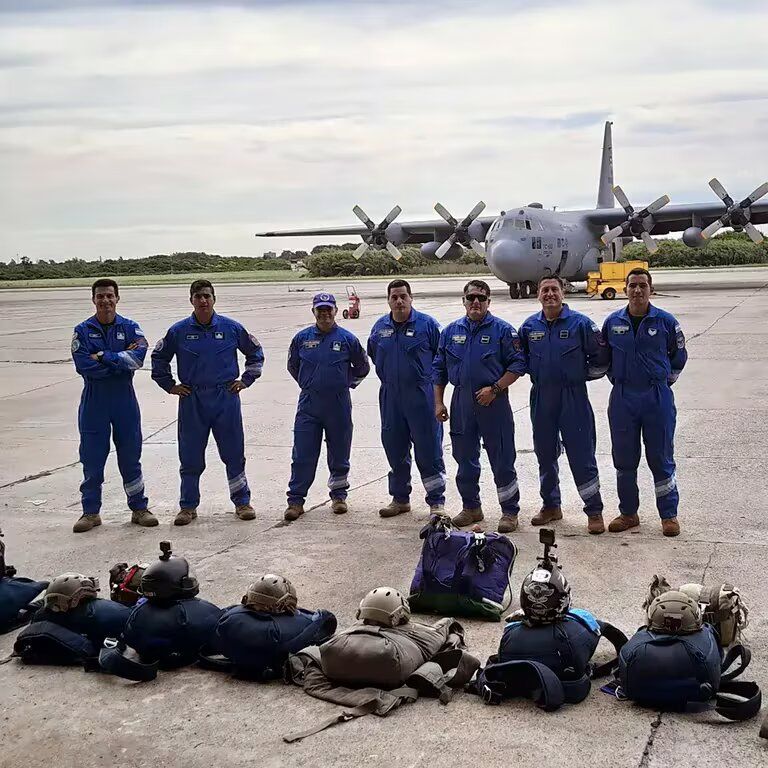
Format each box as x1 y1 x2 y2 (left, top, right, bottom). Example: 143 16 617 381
332 341 342 352
116 331 125 340
559 330 569 339
185 334 199 340
405 328 415 337
88 332 101 338
612 325 629 335
379 328 394 338
452 334 467 344
480 335 491 344
529 331 545 341
303 340 320 349
647 327 658 336
214 332 224 340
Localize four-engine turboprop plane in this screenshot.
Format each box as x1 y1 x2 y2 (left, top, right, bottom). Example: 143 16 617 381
255 122 768 299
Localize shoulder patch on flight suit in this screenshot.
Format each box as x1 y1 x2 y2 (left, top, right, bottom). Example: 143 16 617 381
480 335 490 344
675 324 686 349
71 333 80 353
612 325 629 335
332 341 342 352
559 330 569 339
405 328 415 337
591 322 600 333
302 340 320 349
135 327 145 337
529 331 545 341
379 328 394 337
116 331 125 340
185 334 199 340
647 327 658 336
451 334 467 344
154 338 164 352
249 333 261 347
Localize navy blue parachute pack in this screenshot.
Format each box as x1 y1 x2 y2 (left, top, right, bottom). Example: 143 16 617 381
0 577 48 634
199 605 338 679
409 515 517 621
31 598 132 647
616 624 762 720
473 609 628 710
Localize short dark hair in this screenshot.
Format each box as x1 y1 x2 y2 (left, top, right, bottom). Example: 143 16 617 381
538 275 565 290
387 279 412 298
626 267 652 285
463 279 491 296
91 278 119 298
190 279 215 297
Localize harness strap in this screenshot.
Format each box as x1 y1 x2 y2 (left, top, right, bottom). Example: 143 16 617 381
714 680 762 721
475 660 566 711
98 638 159 682
720 644 750 683
592 621 630 678
283 700 380 743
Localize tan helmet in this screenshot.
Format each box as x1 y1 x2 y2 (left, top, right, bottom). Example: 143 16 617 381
242 574 298 614
44 573 100 613
646 590 702 634
679 582 749 646
356 587 410 627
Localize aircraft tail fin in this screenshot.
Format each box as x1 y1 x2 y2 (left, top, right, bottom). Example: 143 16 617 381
597 120 614 209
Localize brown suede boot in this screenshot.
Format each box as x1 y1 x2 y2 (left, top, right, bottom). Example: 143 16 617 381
379 500 411 518
661 518 680 537
331 499 348 515
530 506 563 526
284 504 304 521
235 504 256 521
587 514 606 535
174 508 198 526
452 507 484 527
608 513 640 533
73 514 101 533
497 515 518 534
131 510 158 527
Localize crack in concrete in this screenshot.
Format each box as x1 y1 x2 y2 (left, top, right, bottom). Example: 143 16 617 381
700 541 718 583
638 713 663 768
0 359 72 365
688 281 768 343
0 375 79 400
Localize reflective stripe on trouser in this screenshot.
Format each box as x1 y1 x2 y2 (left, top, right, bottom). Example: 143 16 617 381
608 383 678 520
78 379 148 515
287 389 353 506
530 383 603 515
379 384 445 506
449 388 519 515
177 387 250 509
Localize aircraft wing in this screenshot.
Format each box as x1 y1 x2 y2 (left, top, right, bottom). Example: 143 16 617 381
580 201 768 235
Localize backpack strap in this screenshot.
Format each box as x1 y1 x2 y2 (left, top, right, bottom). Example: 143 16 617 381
591 621 630 678
283 699 383 743
720 644 750 682
473 660 566 711
760 711 768 739
98 638 159 682
197 647 234 673
714 680 762 722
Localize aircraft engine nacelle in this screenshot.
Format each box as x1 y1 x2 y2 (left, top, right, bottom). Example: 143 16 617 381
421 241 463 260
383 222 406 246
682 226 706 248
467 220 485 243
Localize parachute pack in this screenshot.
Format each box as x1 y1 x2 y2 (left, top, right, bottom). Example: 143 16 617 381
0 528 48 634
408 514 517 620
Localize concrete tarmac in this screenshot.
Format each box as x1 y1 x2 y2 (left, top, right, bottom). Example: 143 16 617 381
1 269 767 768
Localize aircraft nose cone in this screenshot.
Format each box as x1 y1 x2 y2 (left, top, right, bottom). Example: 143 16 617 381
487 239 534 283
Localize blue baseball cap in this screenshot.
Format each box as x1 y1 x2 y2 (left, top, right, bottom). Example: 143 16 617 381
312 292 337 309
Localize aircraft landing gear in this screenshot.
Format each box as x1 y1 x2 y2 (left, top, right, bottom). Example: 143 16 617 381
508 281 537 299
508 283 520 299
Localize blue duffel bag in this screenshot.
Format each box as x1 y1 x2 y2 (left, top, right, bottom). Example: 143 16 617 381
409 515 517 620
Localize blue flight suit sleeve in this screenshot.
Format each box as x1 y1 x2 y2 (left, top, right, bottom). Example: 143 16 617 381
366 328 378 365
667 317 687 385
287 335 301 384
584 318 609 381
601 316 615 383
432 328 449 387
349 336 371 388
101 321 148 372
501 324 527 376
151 327 179 392
238 326 265 387
427 317 441 356
71 326 114 381
518 320 532 376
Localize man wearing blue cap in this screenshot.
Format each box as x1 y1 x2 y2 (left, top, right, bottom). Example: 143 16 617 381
284 292 370 520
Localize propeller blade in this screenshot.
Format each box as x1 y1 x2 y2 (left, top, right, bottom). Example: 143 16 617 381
469 239 486 257
385 241 402 260
745 222 764 244
436 235 457 259
353 242 369 260
601 225 625 246
466 200 487 222
708 178 729 202
434 203 457 227
352 205 376 230
742 182 768 207
701 220 723 240
645 194 670 215
613 185 632 211
381 205 402 227
640 230 658 253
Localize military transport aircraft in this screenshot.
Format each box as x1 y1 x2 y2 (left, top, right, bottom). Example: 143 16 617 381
255 122 768 299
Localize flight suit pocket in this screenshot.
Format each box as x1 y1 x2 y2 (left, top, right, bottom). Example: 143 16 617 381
560 342 583 383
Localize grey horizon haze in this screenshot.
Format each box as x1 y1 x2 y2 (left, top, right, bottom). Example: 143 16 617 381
1 0 766 263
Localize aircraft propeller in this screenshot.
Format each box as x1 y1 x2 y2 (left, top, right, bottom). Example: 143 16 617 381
601 186 670 254
434 201 487 259
701 178 768 244
352 205 403 260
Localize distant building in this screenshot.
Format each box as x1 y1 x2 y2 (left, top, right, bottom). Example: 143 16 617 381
263 251 277 259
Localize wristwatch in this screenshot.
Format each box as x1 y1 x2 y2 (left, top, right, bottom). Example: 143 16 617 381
96 351 105 361
491 382 502 396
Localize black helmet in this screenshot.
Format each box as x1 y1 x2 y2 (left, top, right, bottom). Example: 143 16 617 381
519 528 571 625
140 542 199 601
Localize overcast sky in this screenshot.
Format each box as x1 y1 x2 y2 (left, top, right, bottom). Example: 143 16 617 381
1 0 766 262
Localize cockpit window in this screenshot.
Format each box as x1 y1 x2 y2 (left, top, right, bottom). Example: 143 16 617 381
525 220 532 230
514 219 527 230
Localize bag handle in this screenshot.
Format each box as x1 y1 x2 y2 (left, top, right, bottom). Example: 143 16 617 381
714 680 762 721
720 644 750 682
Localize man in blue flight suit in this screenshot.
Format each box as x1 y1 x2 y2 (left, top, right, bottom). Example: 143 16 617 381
519 276 609 535
151 280 264 525
284 293 370 521
602 267 687 537
433 280 527 533
367 279 445 518
71 279 154 533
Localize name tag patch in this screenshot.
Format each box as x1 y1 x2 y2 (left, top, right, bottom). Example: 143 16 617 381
379 328 394 338
480 335 491 344
612 325 629 335
214 332 224 340
451 334 467 344
529 331 545 341
405 328 415 337
185 334 199 340
88 332 101 338
303 340 320 349
559 330 569 339
332 341 342 352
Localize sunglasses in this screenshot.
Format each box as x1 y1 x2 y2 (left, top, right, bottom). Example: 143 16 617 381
464 293 489 303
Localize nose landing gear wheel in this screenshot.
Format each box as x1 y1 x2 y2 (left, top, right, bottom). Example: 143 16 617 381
521 281 537 299
342 309 349 319
508 283 520 299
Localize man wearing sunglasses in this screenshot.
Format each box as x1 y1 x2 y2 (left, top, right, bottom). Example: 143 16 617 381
433 280 527 533
151 280 264 525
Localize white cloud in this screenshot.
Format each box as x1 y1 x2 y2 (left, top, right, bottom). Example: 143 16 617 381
0 0 766 260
